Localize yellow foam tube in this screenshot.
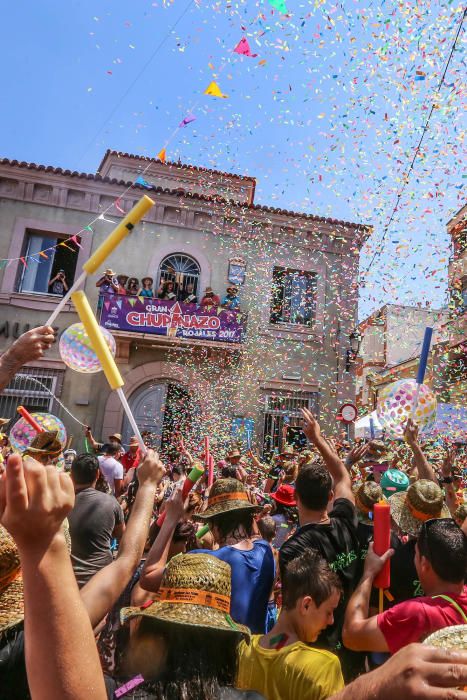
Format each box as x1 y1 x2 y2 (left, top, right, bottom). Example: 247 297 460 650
71 291 123 390
83 195 155 275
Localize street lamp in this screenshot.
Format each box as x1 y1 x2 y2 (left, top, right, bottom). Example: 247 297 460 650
345 329 362 371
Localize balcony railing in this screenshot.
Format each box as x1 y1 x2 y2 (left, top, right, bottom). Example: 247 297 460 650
98 293 247 345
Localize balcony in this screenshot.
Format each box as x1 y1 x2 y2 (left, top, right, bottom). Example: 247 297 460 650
98 293 247 353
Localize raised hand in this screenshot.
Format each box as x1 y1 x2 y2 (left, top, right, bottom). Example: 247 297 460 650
0 454 74 553
404 418 419 448
301 408 322 444
346 442 370 466
137 448 166 487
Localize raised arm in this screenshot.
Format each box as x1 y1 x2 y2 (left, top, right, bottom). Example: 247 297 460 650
0 454 106 700
80 449 165 628
440 447 458 517
404 419 436 483
139 489 185 592
301 408 354 503
0 326 55 392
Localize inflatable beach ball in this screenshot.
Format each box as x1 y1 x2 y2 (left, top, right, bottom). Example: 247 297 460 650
10 412 67 452
377 378 437 439
59 322 116 373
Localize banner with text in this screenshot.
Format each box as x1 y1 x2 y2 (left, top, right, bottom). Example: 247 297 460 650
100 294 247 344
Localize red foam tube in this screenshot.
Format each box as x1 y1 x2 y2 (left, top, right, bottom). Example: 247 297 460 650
17 406 44 434
373 500 391 589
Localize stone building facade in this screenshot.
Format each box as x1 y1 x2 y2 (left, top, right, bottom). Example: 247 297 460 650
0 150 369 455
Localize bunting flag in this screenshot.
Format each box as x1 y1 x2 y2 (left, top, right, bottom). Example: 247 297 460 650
135 175 152 188
268 0 288 12
70 235 82 248
179 114 196 128
114 198 125 214
20 257 28 268
234 37 258 58
127 297 137 307
204 81 228 98
157 148 167 163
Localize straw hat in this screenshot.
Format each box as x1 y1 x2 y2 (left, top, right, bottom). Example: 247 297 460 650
109 433 122 444
0 418 10 428
195 478 261 521
0 521 71 633
424 624 467 649
23 431 63 459
225 448 242 461
454 503 467 524
120 553 249 636
104 268 116 277
380 468 410 499
204 287 214 294
270 484 296 507
355 482 384 525
365 440 392 465
129 436 140 447
389 479 451 537
279 444 296 459
142 277 153 285
0 526 23 632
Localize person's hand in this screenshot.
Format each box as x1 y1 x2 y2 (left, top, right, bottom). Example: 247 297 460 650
301 408 322 444
137 449 166 487
346 443 370 466
353 643 467 700
363 542 394 579
164 487 185 523
261 503 273 516
3 326 55 369
0 454 74 554
441 448 456 479
404 418 419 448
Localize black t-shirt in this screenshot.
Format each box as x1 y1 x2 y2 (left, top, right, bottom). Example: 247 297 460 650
0 626 29 700
279 498 360 651
68 487 124 587
389 538 422 605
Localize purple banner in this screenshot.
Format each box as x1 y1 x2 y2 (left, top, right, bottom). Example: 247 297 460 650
99 294 247 344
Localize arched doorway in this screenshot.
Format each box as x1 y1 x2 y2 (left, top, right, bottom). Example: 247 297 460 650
122 380 192 450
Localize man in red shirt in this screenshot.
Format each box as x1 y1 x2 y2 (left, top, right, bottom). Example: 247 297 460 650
120 436 143 473
343 518 467 654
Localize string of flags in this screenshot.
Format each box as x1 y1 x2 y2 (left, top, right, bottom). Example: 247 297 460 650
1 33 261 269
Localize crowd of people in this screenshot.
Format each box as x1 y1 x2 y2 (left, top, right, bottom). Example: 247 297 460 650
1 326 467 700
95 269 242 309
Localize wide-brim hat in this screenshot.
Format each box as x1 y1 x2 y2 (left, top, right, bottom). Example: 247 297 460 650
226 286 239 293
279 444 296 459
141 277 153 285
23 431 63 459
109 433 122 444
120 553 249 637
355 481 384 525
129 436 139 447
424 625 467 649
104 268 116 276
389 479 451 537
270 484 296 507
226 448 241 461
0 521 71 633
117 274 129 282
365 440 393 465
0 418 10 428
204 287 214 293
195 478 261 521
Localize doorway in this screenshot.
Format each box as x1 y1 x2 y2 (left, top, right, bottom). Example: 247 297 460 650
123 380 192 450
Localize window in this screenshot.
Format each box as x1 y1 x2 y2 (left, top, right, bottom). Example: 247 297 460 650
262 391 319 458
270 267 317 327
17 230 80 295
0 367 64 420
158 254 201 301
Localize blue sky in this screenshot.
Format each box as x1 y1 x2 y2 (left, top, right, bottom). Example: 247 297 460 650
1 0 465 318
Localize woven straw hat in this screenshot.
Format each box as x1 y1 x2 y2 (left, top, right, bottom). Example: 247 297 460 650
23 431 63 459
225 448 241 461
279 444 296 458
195 478 261 521
389 479 451 537
0 521 71 633
0 526 23 632
355 482 384 525
424 624 467 649
121 553 249 636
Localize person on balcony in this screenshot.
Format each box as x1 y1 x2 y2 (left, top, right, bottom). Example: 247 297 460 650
158 279 177 300
201 286 220 307
222 286 241 310
138 276 154 298
96 269 119 294
126 277 139 295
48 269 69 296
183 283 198 305
116 274 128 295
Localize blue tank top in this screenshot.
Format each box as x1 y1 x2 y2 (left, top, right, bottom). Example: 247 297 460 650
191 540 275 634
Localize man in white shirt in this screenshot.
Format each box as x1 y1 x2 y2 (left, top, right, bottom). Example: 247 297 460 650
97 443 124 496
